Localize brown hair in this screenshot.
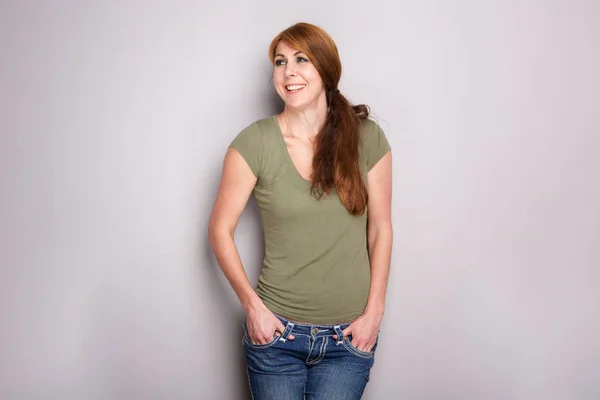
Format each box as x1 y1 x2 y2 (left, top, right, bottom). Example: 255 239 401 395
268 22 370 215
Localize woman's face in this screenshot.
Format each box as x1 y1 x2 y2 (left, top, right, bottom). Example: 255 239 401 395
272 40 325 111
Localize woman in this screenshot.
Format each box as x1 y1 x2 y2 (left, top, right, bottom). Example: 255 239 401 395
208 22 393 399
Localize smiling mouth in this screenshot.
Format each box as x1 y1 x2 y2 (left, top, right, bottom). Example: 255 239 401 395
286 84 306 93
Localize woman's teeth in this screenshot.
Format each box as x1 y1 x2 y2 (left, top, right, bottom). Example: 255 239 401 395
286 85 306 92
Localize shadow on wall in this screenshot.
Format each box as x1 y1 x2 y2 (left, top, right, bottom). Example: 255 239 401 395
199 89 282 399
201 175 256 400
262 84 283 118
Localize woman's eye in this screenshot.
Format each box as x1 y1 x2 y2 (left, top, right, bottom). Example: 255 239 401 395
297 57 309 63
275 59 286 66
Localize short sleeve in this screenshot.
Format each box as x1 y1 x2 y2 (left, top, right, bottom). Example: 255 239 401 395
364 120 391 171
229 122 263 177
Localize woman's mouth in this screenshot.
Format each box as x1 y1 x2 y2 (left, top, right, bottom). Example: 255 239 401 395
286 84 306 93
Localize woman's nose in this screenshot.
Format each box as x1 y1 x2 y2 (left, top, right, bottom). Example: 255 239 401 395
284 65 297 77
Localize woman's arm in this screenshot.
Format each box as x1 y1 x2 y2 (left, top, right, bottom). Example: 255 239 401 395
365 150 394 317
208 147 288 344
340 151 393 351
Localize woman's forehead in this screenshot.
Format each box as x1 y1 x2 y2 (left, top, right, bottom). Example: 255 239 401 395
275 40 304 56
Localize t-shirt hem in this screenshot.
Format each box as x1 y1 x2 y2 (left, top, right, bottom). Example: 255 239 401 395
366 147 391 172
262 301 364 325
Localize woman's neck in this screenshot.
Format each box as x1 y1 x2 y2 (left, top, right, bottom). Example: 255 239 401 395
281 106 327 142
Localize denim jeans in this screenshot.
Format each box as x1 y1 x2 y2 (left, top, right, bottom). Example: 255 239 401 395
242 314 378 400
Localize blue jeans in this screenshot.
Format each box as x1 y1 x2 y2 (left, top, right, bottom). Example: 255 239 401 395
242 314 378 400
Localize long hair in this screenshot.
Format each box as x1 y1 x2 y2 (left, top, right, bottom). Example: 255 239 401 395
268 22 370 216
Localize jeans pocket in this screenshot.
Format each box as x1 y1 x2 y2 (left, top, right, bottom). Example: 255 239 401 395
242 323 280 349
342 334 378 358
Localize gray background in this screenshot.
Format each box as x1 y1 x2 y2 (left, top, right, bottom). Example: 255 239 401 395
1 0 599 399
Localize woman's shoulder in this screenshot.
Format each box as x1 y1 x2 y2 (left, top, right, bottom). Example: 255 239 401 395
230 115 280 153
229 115 282 179
359 117 391 171
231 116 278 148
240 115 278 134
360 117 383 136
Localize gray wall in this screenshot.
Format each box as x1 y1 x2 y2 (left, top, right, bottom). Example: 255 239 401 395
1 1 599 399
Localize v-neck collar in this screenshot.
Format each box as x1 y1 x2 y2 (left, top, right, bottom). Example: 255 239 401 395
272 115 312 190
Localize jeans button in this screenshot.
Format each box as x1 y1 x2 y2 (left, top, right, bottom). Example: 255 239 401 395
311 327 319 335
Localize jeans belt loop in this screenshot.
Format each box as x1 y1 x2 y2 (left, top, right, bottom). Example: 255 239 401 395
279 321 295 342
333 325 344 345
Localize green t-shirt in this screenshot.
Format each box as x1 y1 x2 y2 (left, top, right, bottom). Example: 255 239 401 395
230 115 390 323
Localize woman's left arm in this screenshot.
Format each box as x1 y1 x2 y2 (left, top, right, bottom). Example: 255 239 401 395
341 151 393 352
364 150 393 318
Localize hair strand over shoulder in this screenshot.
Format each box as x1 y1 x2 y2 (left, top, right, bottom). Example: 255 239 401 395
269 22 371 215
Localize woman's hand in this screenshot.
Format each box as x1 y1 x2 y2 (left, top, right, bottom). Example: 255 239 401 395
334 311 382 352
245 307 295 344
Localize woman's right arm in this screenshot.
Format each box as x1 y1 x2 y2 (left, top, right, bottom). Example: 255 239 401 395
208 147 290 344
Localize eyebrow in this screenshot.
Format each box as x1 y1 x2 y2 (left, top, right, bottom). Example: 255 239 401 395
274 51 304 58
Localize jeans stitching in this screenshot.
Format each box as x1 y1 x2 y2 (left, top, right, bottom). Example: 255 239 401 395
289 333 335 338
342 339 375 359
242 324 280 349
243 335 279 349
246 366 255 400
305 337 315 363
306 336 328 365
